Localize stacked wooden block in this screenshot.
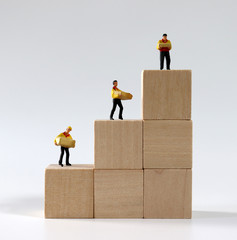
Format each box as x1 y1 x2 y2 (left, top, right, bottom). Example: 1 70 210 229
94 120 143 218
142 70 192 219
45 70 192 219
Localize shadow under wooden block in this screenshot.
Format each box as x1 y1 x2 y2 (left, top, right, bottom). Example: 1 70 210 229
45 164 94 218
142 70 191 120
94 120 142 169
94 170 143 218
143 120 192 168
144 169 192 219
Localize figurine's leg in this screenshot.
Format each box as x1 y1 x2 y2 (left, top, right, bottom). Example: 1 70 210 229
65 148 71 166
118 99 123 120
160 52 164 70
110 99 118 120
166 51 171 70
59 147 65 167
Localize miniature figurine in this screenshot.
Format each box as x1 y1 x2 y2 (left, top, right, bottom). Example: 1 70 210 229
156 33 172 70
54 126 74 167
110 80 133 120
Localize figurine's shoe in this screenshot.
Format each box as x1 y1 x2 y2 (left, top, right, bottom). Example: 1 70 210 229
110 118 114 120
66 163 72 166
59 163 63 167
119 117 123 120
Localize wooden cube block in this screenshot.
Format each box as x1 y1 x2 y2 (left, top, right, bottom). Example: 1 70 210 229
142 70 191 119
144 120 192 168
94 120 142 169
144 169 192 219
45 164 94 218
94 170 143 218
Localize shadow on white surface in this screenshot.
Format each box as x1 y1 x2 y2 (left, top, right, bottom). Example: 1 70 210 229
0 195 44 218
0 197 237 240
0 195 237 222
193 210 237 219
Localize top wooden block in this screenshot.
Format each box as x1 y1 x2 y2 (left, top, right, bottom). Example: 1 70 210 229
142 70 191 120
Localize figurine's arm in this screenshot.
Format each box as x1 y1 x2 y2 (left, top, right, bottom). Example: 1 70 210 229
111 88 122 99
168 41 172 50
54 133 64 144
156 40 162 50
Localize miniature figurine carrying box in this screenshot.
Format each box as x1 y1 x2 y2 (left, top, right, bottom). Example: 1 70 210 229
156 33 172 70
54 126 75 167
110 80 133 120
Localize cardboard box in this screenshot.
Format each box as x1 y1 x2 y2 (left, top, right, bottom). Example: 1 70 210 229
55 137 76 148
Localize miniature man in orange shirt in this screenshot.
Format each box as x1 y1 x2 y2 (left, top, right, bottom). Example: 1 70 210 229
157 33 172 70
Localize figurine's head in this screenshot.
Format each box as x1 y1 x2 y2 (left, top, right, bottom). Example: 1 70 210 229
66 126 72 133
163 33 167 40
113 80 118 87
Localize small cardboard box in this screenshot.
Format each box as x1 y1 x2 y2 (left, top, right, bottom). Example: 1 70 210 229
159 42 171 48
120 91 133 100
114 91 133 100
56 137 76 148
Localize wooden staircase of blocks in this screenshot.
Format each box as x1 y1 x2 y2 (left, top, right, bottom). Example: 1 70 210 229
45 70 192 219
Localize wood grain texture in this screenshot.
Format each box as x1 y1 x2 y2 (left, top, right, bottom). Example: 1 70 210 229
144 169 192 219
142 70 191 119
94 170 143 218
45 164 94 218
143 120 192 168
94 120 142 169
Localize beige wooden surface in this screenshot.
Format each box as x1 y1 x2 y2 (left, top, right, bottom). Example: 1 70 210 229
143 120 192 168
94 120 143 169
142 70 191 119
45 164 94 218
46 164 94 170
144 169 192 219
94 170 143 218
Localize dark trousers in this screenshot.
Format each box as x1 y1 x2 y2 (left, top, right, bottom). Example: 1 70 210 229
110 99 123 119
59 147 70 164
160 51 171 70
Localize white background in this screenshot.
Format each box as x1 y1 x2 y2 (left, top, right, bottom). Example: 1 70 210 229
0 0 237 239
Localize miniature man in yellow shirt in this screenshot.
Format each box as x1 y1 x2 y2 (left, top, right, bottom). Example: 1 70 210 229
110 80 124 120
54 126 73 167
